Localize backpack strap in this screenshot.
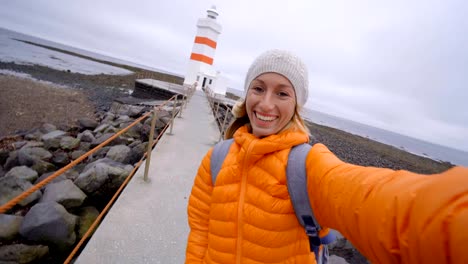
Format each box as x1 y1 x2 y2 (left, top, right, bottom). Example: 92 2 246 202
287 143 335 255
210 139 234 186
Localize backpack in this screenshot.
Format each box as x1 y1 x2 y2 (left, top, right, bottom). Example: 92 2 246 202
210 139 336 264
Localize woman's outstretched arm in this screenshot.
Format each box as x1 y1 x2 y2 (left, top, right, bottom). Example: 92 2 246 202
186 149 213 263
307 143 468 264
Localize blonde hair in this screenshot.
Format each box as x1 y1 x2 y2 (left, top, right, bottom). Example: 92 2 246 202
224 99 310 139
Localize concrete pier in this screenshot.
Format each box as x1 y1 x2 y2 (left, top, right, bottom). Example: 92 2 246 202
76 90 220 263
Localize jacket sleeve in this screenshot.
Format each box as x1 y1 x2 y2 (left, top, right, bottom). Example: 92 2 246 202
186 148 213 263
306 143 468 264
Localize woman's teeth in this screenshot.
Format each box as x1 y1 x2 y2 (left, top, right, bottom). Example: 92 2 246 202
256 112 277 121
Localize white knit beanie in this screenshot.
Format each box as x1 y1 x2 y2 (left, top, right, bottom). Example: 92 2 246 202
244 49 309 107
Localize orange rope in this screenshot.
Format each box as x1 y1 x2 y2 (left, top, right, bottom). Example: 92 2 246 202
63 111 173 263
0 111 151 214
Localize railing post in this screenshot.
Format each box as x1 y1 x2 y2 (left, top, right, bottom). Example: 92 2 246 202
219 105 230 141
144 107 158 182
178 95 184 118
169 96 177 134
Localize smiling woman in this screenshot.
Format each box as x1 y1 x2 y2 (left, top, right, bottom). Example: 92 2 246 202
185 49 468 264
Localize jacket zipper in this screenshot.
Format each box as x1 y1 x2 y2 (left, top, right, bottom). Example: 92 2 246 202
236 140 256 264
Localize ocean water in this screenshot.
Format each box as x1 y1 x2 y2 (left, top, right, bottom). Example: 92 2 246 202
227 88 468 166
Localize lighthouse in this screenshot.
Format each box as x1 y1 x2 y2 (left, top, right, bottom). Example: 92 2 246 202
184 6 224 93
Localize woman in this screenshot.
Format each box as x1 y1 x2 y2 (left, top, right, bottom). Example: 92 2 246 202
185 49 468 264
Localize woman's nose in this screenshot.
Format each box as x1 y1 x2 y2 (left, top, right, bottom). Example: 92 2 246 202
258 91 275 110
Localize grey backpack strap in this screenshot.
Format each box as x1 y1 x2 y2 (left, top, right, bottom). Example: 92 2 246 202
210 139 234 186
286 143 322 252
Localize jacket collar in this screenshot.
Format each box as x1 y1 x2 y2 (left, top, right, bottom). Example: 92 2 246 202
233 125 309 157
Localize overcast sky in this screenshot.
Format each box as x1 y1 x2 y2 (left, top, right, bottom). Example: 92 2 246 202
1 0 467 151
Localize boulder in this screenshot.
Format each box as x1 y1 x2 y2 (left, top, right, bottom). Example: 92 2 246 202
35 171 67 188
106 145 131 163
31 160 56 175
40 180 87 208
40 123 57 133
76 206 100 239
74 163 109 194
19 202 77 249
329 255 349 264
71 150 87 160
5 166 38 182
78 142 91 152
0 244 48 264
77 130 95 143
129 142 148 164
93 124 110 134
0 149 9 166
60 136 80 150
0 176 42 206
52 151 70 166
78 118 99 130
41 130 67 141
18 147 52 166
91 133 114 148
3 151 19 171
0 214 23 241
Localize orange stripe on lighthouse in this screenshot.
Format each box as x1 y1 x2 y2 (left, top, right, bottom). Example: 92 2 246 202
194 36 217 49
190 53 214 65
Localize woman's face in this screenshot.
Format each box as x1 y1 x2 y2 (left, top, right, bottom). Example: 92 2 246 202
245 72 296 138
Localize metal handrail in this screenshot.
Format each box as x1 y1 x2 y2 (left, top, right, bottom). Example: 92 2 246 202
203 86 233 141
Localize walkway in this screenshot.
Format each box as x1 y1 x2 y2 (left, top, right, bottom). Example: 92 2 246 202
76 90 220 263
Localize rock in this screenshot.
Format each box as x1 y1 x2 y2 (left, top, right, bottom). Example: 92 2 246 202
75 158 133 194
128 140 142 148
101 112 115 124
78 130 95 143
0 165 4 178
78 142 91 152
19 202 77 250
0 149 9 166
13 141 27 149
41 130 67 141
43 137 61 149
35 171 67 187
40 180 87 208
52 151 70 166
5 166 38 182
18 147 52 166
0 214 23 241
60 136 80 150
40 123 57 133
129 142 148 164
76 206 99 239
103 125 119 134
123 122 142 139
106 145 131 163
21 141 44 149
91 133 114 148
74 163 109 194
25 130 43 141
4 151 19 171
0 176 42 206
31 160 56 175
93 124 110 134
0 244 48 264
78 118 99 130
71 150 87 160
329 255 350 264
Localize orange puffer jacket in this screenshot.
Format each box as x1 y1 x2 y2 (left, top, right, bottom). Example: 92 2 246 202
186 126 468 264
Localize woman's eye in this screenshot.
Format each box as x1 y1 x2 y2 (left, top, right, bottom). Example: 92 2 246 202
252 86 263 92
278 91 289 97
